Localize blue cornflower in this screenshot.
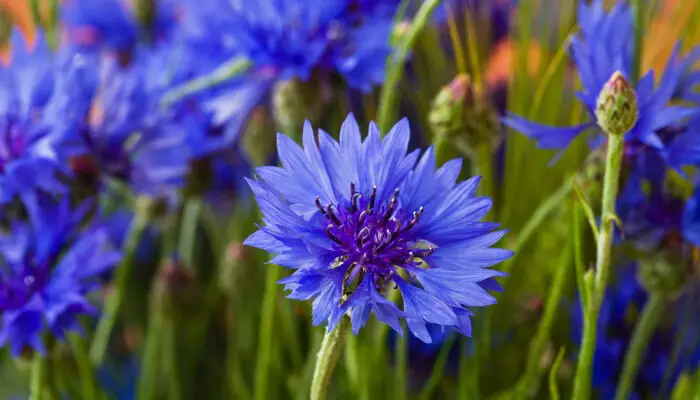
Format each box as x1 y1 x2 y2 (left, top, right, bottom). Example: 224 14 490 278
0 31 71 203
245 114 511 341
186 0 394 86
0 195 121 357
572 265 700 400
503 0 696 157
61 0 179 54
52 38 229 199
182 0 398 128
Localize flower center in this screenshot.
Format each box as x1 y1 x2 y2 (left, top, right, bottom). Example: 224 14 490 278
317 183 431 286
0 263 47 311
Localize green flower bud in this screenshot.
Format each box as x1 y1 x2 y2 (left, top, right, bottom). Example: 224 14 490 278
242 107 276 166
595 71 638 136
272 77 321 142
428 74 501 155
638 250 692 298
219 242 250 294
134 0 156 29
154 260 201 321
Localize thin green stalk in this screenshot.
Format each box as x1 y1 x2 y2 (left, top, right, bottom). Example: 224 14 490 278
310 318 351 400
481 175 576 362
178 199 202 268
458 339 470 400
164 322 182 400
614 294 665 400
631 0 645 84
377 0 443 133
549 348 567 400
68 333 98 400
254 264 280 400
161 57 252 107
517 241 573 398
30 356 46 400
419 335 457 400
138 311 165 400
395 328 408 400
90 213 149 365
433 134 451 167
476 141 494 199
572 134 625 400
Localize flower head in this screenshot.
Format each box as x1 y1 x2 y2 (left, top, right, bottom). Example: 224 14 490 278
0 195 121 357
0 31 71 203
53 38 230 199
503 0 697 158
61 0 179 54
245 114 511 341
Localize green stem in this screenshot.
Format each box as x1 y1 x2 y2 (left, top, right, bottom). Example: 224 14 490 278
254 264 280 400
517 240 573 398
476 141 494 198
377 0 443 134
90 213 149 365
161 57 252 107
164 321 182 400
572 134 625 400
481 175 576 369
614 293 665 400
631 0 645 84
138 312 166 400
433 134 451 167
68 333 98 400
395 327 408 400
419 335 457 400
310 318 351 400
30 356 44 400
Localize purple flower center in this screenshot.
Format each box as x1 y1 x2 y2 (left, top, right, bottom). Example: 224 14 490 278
0 261 48 311
317 183 431 289
0 115 28 173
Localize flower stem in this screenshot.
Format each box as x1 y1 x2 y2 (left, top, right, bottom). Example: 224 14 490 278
517 240 573 398
29 355 46 400
572 133 625 400
310 317 351 400
377 0 443 134
90 212 149 365
161 56 252 107
254 263 280 400
68 333 98 400
614 293 665 400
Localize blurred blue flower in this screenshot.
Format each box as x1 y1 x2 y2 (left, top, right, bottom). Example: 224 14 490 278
61 0 179 54
52 37 232 199
572 265 700 400
0 195 121 357
503 0 696 159
245 114 511 341
181 0 399 128
0 31 72 203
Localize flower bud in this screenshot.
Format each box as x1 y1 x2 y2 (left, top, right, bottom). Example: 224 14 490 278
272 78 320 142
134 0 156 30
638 250 691 297
219 242 250 294
428 74 501 155
242 107 276 166
154 259 200 320
595 71 638 136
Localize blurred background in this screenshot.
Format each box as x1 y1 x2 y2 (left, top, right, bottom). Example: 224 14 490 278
0 0 698 399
